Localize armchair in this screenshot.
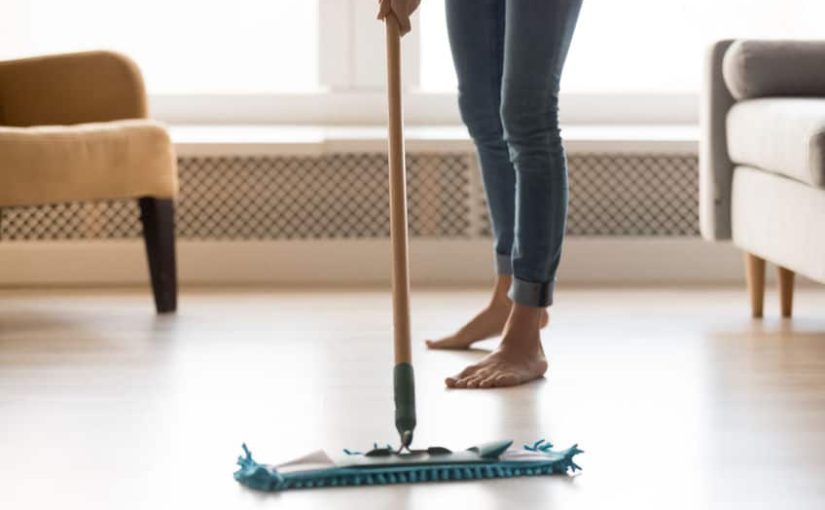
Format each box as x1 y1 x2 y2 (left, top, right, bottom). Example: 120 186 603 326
0 51 178 312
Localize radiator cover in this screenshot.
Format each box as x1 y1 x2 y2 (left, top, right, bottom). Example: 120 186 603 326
0 152 699 240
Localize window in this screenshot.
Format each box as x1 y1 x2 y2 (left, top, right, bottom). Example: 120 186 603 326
5 0 319 94
419 0 455 93
3 0 824 124
420 0 825 94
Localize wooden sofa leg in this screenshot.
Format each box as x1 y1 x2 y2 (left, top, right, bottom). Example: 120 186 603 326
777 266 795 318
745 253 765 318
138 198 178 314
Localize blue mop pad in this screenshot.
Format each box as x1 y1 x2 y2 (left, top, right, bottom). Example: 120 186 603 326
234 439 582 491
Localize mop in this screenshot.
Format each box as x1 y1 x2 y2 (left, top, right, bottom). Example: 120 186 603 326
233 14 582 492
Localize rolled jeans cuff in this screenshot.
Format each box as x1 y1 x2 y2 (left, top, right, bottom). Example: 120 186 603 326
495 253 513 275
508 277 555 308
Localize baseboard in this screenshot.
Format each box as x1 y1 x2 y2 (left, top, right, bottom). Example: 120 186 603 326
0 237 752 287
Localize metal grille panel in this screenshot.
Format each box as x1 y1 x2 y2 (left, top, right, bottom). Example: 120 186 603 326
568 153 697 236
0 152 699 240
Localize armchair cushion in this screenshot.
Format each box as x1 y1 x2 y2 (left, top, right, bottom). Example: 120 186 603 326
723 40 825 100
727 98 825 188
0 119 177 207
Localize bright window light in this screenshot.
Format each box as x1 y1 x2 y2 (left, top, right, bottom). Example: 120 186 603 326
419 0 825 94
13 0 319 94
419 1 456 93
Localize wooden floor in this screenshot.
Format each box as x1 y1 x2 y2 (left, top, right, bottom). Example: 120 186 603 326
2 286 825 509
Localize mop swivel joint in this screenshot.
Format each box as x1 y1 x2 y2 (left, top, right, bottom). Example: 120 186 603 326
398 430 414 452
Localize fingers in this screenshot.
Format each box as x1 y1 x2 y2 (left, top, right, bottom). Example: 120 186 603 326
397 18 412 36
409 0 422 16
395 0 414 35
376 0 392 19
376 0 416 36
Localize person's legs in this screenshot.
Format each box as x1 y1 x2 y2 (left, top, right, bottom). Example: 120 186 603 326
504 0 582 308
428 0 549 350
447 0 583 388
445 0 513 267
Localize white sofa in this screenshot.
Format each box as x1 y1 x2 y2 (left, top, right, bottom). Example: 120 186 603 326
700 39 825 318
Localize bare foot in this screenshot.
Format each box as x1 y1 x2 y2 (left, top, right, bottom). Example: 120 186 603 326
426 276 549 350
446 303 548 389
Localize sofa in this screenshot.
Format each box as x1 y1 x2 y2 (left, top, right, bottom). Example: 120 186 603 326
701 39 825 318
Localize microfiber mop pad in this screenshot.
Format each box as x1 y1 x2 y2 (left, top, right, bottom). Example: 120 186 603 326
234 439 582 491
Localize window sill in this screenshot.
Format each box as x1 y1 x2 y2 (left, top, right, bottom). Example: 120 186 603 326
170 124 699 157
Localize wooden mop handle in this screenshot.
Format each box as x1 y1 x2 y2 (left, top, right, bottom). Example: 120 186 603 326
385 15 412 367
385 14 416 448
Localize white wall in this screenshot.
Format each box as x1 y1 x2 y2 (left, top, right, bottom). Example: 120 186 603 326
0 1 31 59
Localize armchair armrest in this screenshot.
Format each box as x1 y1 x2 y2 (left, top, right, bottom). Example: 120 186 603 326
0 50 147 127
723 40 825 100
700 39 737 241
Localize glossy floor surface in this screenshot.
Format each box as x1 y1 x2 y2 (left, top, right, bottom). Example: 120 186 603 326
2 286 824 509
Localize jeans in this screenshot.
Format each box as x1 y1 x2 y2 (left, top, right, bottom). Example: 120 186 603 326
446 0 583 307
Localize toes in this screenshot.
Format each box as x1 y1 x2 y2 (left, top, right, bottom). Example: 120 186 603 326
479 374 498 388
426 338 445 349
446 366 478 388
425 334 473 351
466 369 492 386
456 364 481 379
425 336 456 350
495 373 519 387
455 372 485 388
465 376 485 388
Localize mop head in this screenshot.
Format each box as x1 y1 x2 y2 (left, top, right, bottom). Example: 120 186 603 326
234 439 582 491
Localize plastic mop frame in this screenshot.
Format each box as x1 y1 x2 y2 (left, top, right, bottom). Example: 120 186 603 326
234 14 582 492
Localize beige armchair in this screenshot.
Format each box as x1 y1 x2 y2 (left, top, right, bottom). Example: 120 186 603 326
0 51 178 312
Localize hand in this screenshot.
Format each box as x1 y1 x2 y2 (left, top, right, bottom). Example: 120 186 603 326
377 0 421 36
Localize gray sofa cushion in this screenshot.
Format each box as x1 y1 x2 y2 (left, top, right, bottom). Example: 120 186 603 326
727 98 825 188
723 40 825 100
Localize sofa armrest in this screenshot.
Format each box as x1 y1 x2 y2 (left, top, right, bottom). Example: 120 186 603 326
0 50 147 127
723 40 825 100
700 39 737 241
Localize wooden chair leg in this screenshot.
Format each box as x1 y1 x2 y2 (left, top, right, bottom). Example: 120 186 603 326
745 253 765 318
777 266 795 318
138 197 178 314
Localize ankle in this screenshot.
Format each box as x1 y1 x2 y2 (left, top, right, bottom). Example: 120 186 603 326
489 294 512 311
499 304 543 350
499 336 544 358
490 275 513 307
509 302 544 326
